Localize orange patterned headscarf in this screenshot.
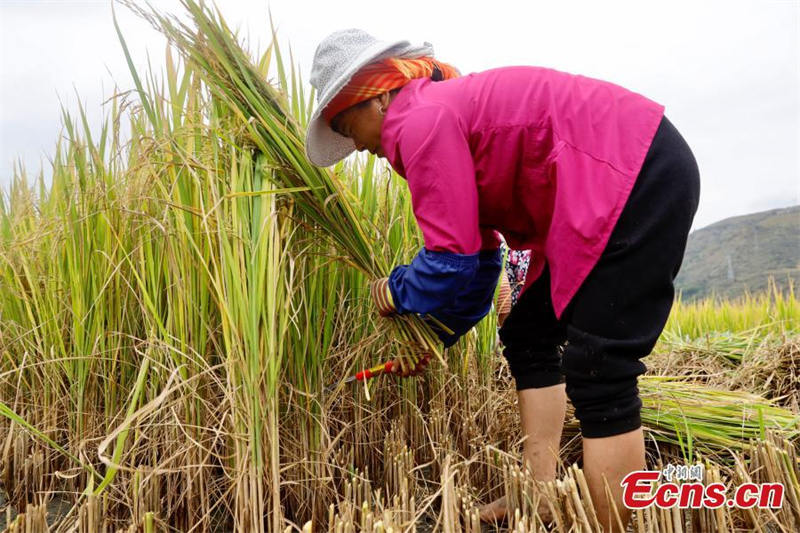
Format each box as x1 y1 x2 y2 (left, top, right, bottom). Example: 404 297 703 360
322 56 460 122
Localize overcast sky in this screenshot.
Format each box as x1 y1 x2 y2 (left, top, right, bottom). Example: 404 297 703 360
1 0 798 230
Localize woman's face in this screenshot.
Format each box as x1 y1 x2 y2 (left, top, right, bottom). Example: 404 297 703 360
330 93 391 158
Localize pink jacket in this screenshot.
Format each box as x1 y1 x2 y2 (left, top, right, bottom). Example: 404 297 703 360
381 66 664 318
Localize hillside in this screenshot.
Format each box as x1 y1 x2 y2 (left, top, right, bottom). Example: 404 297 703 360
674 205 800 300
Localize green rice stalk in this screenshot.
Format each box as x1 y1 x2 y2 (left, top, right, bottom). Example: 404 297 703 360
123 0 442 368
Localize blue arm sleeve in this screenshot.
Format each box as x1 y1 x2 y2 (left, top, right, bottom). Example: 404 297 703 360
387 248 480 315
388 247 502 348
425 248 502 347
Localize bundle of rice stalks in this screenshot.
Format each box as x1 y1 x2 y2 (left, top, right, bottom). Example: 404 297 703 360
119 0 441 370
652 330 800 409
657 329 774 365
734 336 800 410
638 377 799 458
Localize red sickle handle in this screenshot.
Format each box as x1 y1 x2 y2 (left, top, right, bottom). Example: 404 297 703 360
355 361 394 381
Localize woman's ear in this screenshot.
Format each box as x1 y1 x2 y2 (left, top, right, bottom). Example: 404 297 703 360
377 91 393 113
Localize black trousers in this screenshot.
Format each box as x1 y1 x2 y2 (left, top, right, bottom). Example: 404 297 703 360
499 116 700 438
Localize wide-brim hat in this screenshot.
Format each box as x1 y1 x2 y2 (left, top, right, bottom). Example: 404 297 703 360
305 29 435 167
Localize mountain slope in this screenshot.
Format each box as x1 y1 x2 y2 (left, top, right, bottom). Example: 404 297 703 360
674 206 800 300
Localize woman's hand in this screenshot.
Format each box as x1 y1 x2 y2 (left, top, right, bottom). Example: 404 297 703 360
390 354 432 378
370 277 396 317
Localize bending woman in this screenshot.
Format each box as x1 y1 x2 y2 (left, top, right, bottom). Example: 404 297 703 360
304 28 700 531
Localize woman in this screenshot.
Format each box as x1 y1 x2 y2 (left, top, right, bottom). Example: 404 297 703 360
305 29 700 530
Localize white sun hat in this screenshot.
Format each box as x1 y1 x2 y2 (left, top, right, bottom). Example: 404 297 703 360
304 28 435 167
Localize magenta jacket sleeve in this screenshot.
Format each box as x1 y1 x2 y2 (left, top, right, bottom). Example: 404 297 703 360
386 104 500 325
394 104 482 255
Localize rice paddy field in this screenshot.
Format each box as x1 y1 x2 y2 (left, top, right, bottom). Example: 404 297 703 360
1 2 798 532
